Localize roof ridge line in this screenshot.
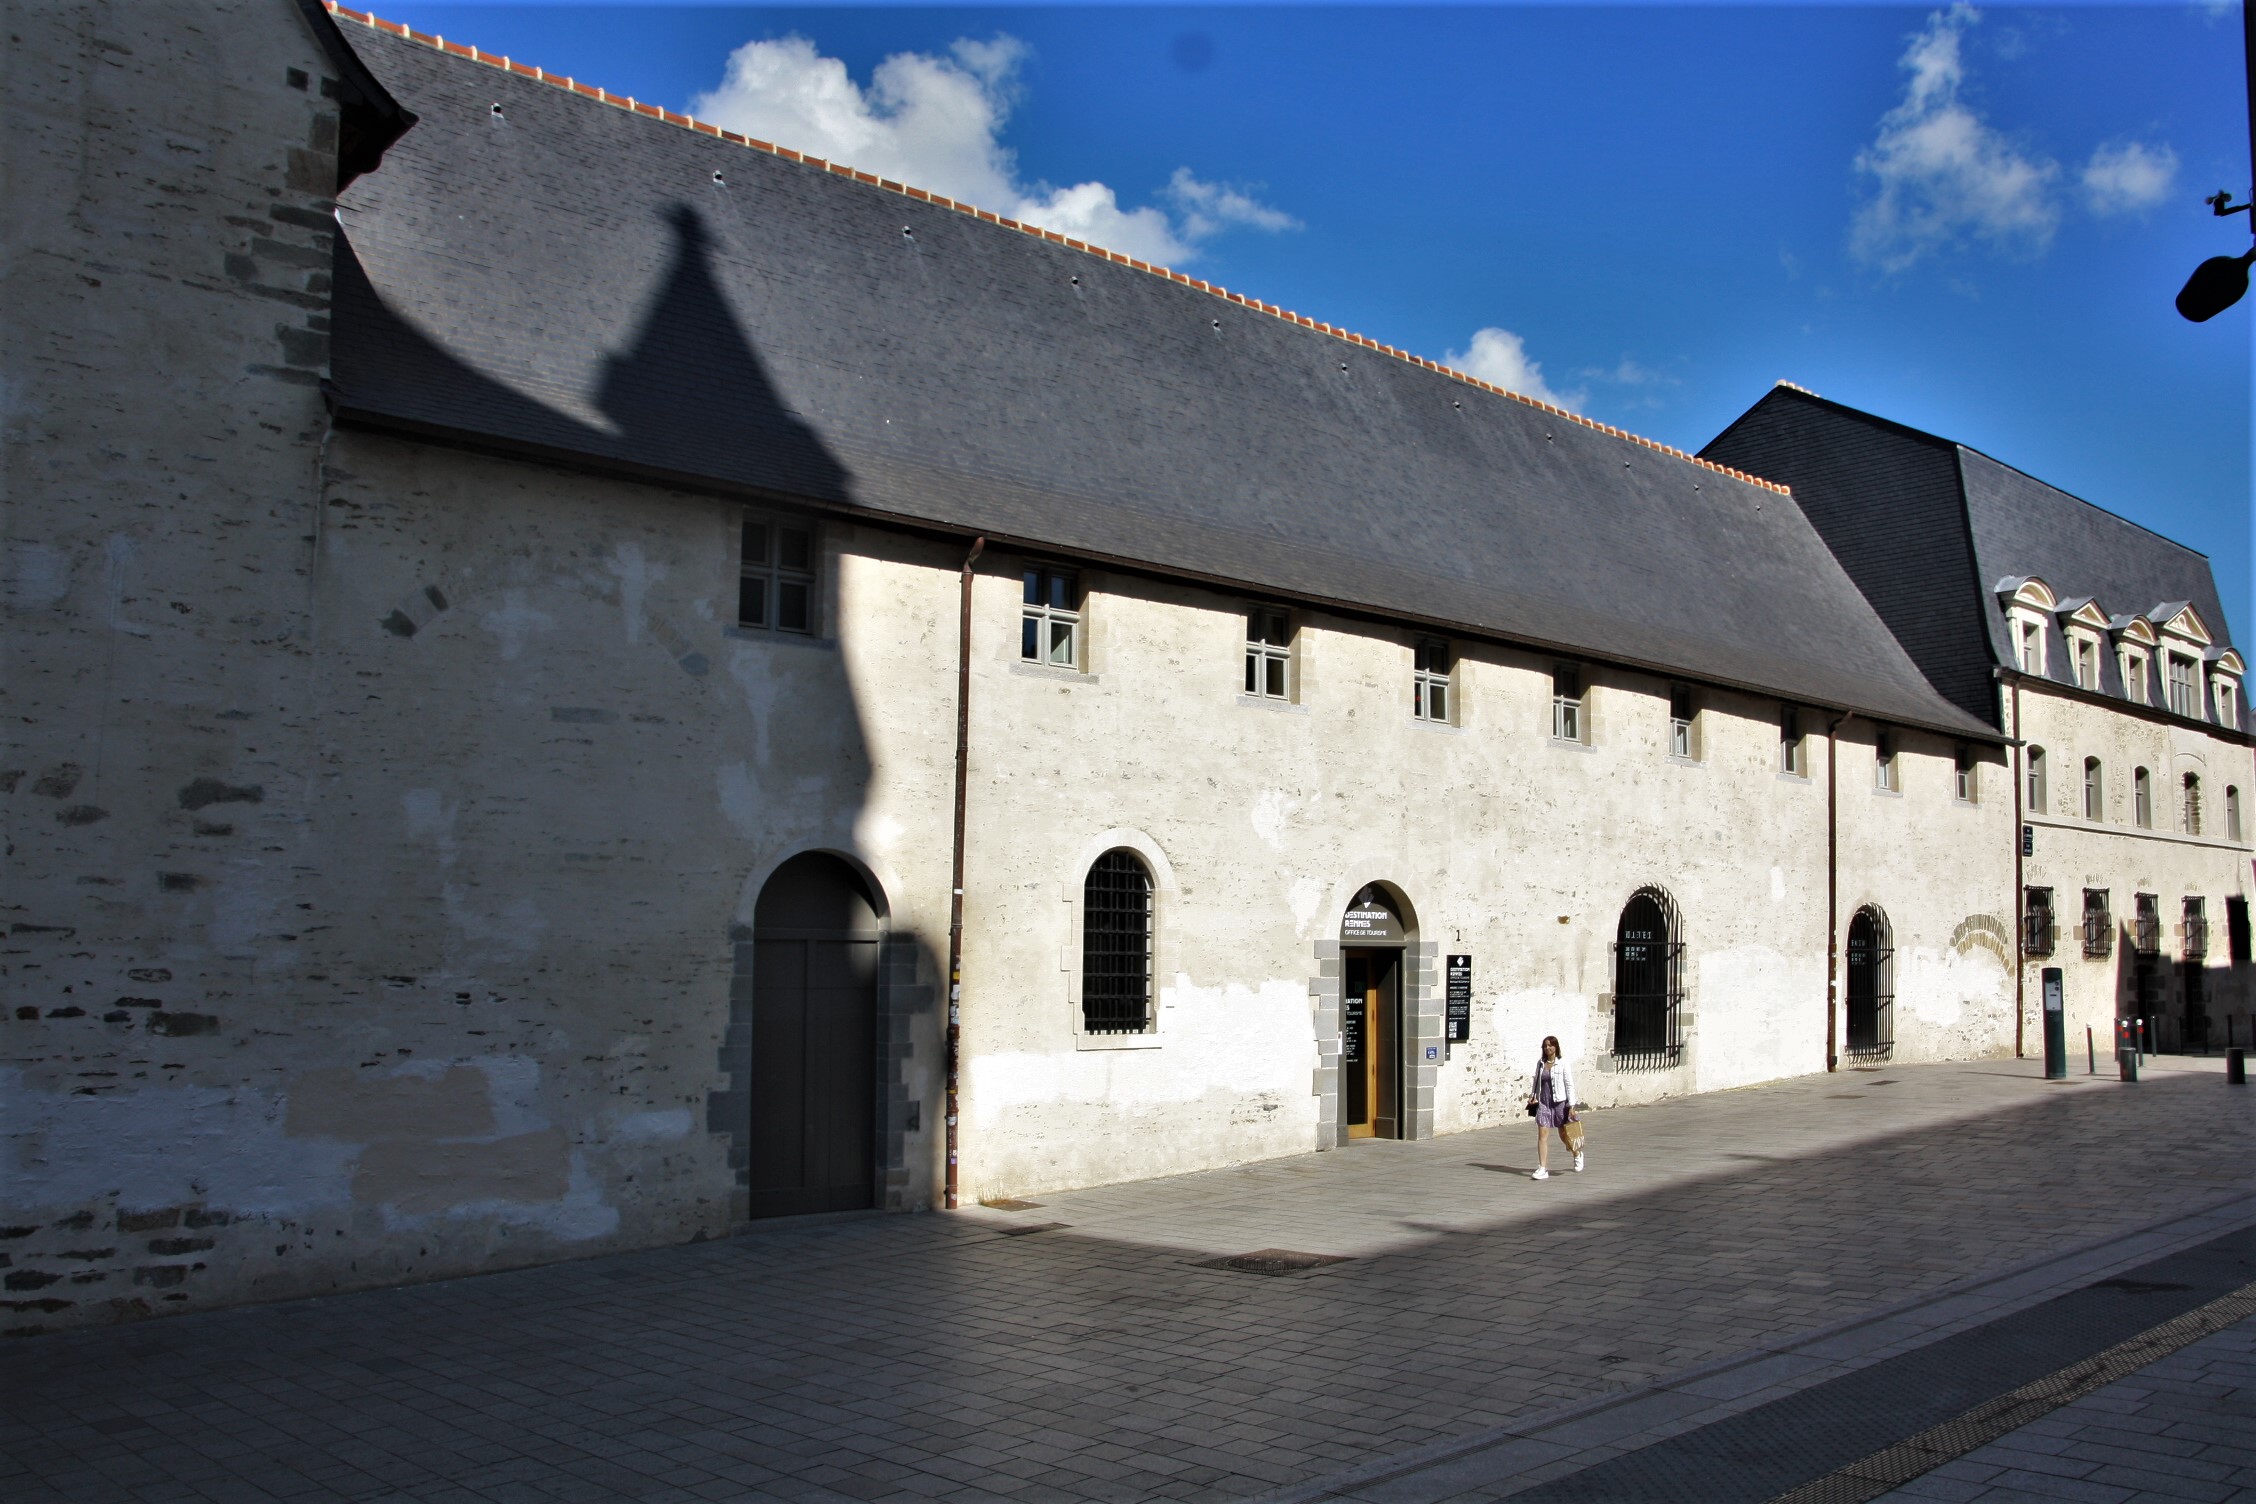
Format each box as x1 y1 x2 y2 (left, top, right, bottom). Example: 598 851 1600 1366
323 2 1790 497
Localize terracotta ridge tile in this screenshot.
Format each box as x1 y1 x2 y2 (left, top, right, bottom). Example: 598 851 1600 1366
324 0 1794 498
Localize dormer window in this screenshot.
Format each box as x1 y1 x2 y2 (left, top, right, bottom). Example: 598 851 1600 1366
2016 618 2045 676
2123 650 2149 705
2072 636 2099 691
2217 678 2239 728
2167 653 2199 717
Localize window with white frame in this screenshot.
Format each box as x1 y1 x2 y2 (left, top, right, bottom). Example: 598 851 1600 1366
2218 678 2239 728
2083 756 2103 821
1552 663 1586 743
2123 650 2149 705
2073 636 2100 691
2134 766 2152 828
2182 773 2202 836
1244 606 1293 699
1669 684 1697 760
1955 745 1978 803
2167 653 2199 717
2025 746 2047 812
738 513 816 633
1780 707 1806 777
2016 617 2046 676
2228 785 2243 842
1875 731 1899 792
1021 566 1081 669
1413 638 1452 723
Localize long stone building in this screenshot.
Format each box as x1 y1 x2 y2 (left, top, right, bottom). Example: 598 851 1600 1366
2 0 2244 1333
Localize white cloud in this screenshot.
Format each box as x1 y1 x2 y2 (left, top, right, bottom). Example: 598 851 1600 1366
1443 327 1585 412
2082 140 2179 216
689 34 1293 266
1850 4 2060 272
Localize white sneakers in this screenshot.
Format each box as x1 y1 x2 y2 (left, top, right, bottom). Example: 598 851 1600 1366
1574 1153 1587 1173
1530 1166 1549 1180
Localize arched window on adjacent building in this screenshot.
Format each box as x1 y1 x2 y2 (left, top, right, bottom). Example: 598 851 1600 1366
2229 786 2243 843
2083 757 2103 821
2133 767 2152 829
1845 907 1893 1060
2025 747 2047 812
2182 774 2202 837
1612 889 1683 1061
1082 850 1154 1034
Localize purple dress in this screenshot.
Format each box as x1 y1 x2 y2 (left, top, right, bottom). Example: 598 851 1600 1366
1535 1063 1572 1129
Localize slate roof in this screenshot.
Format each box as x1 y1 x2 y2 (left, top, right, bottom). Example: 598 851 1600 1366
1703 386 2244 735
321 12 1995 741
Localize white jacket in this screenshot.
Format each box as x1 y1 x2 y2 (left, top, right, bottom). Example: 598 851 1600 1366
1532 1056 1577 1111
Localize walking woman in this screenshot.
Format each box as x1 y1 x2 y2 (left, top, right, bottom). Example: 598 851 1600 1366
1527 1034 1583 1180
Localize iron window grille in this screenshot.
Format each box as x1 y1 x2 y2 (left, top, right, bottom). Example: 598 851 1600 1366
2134 768 2152 828
1552 664 1585 742
1845 909 1893 1059
1670 684 1696 759
1780 707 1806 776
2021 887 2055 957
2182 775 2202 836
2024 747 2046 812
2134 895 2162 956
2083 757 2103 821
1611 890 1683 1063
2083 890 2113 958
2168 654 2198 717
1080 851 1153 1034
1245 607 1292 699
1413 639 1452 723
1954 746 1978 803
739 515 816 633
1874 732 1898 791
2183 898 2208 961
1022 566 1081 669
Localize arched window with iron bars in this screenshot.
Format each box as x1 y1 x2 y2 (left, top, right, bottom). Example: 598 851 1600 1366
1081 850 1154 1034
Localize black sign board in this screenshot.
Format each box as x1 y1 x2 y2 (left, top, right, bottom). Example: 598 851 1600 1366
1341 996 1366 1064
1445 954 1472 1043
1340 889 1403 944
2021 823 2034 857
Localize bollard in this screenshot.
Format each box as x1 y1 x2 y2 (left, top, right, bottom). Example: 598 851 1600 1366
2230 1048 2247 1086
2087 1024 2096 1076
2120 1047 2140 1082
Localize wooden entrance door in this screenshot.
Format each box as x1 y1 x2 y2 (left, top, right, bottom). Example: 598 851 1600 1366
1342 948 1400 1140
748 853 879 1218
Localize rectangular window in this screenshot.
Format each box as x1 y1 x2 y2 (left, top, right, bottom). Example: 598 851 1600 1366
2183 896 2208 959
2219 680 2239 728
2182 775 2202 836
2025 747 2046 812
2168 654 2198 717
1874 731 1898 792
1245 607 1292 700
2022 886 2055 957
1780 707 1805 777
1669 684 1696 760
2124 652 2148 704
2134 767 2152 828
1021 566 1081 669
2074 637 2098 691
1412 638 1452 723
738 515 816 633
1954 745 1977 803
2017 619 2045 675
2230 787 2243 842
2135 893 2161 954
2082 889 2112 958
2083 758 2103 821
1552 663 1585 743
2228 896 2251 964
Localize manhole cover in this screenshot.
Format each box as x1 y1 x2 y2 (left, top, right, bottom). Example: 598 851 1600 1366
980 1197 1044 1210
1194 1248 1351 1276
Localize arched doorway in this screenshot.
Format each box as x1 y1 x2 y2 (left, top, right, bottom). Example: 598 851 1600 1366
1612 889 1682 1059
748 852 880 1218
1845 907 1894 1058
1340 886 1408 1139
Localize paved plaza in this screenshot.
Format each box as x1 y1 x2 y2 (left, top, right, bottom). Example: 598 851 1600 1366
3 1056 2253 1502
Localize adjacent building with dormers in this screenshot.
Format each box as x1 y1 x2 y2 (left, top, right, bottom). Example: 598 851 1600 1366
1705 385 2254 1065
0 0 2234 1333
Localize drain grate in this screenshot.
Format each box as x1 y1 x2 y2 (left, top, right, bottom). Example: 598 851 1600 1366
1194 1248 1352 1276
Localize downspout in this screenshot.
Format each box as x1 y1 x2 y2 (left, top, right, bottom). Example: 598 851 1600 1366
1827 711 1851 1072
944 536 985 1212
2011 674 2025 1058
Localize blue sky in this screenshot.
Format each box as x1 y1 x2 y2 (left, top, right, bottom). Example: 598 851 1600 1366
377 3 2252 638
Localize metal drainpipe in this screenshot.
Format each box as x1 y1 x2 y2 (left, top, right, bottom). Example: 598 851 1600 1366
2011 674 2026 1059
943 536 985 1212
1827 711 1851 1072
